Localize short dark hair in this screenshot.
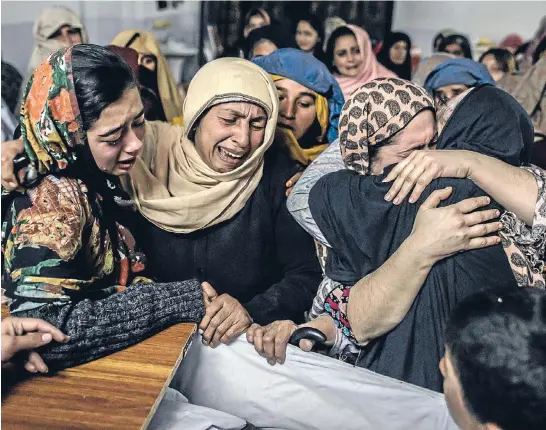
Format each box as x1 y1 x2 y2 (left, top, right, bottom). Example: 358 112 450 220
446 288 546 430
325 26 356 73
244 7 269 28
72 44 137 132
479 48 517 73
438 34 473 59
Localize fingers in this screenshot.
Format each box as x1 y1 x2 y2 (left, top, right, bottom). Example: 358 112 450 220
211 314 236 347
466 235 501 250
201 282 218 302
286 171 303 188
9 332 54 353
26 351 48 373
383 150 418 183
454 196 491 214
199 295 224 331
202 307 229 346
246 323 260 344
466 222 503 240
220 321 246 345
1 139 24 190
463 209 501 227
298 339 315 352
252 325 265 356
419 187 453 211
391 163 429 205
18 318 69 343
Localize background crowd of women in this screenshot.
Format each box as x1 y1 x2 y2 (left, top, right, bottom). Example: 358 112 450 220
1 5 546 430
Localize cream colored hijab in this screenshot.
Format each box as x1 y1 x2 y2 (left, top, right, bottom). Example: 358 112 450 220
29 6 88 73
127 57 279 233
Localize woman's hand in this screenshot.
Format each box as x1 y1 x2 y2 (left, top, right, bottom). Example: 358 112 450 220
383 150 474 205
285 171 303 197
246 315 336 365
199 282 252 347
1 316 70 373
409 187 502 265
1 138 24 190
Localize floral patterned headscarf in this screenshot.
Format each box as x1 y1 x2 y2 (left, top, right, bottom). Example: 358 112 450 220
21 46 85 175
338 77 434 174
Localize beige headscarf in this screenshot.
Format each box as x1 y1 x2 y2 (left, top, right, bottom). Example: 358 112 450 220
127 57 279 233
111 30 184 124
29 6 88 73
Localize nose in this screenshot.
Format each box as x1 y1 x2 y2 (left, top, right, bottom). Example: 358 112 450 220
346 52 354 63
124 128 143 155
280 100 296 120
231 121 251 149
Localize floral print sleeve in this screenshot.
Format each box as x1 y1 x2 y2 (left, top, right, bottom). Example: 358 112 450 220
500 165 546 288
2 176 122 313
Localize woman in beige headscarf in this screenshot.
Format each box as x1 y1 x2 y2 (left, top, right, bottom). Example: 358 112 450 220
111 30 184 125
127 57 321 342
28 6 87 73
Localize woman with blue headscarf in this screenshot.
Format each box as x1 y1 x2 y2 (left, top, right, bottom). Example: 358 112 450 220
424 58 494 106
252 48 344 167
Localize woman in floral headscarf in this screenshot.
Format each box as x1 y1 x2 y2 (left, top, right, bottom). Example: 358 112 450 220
1 45 204 369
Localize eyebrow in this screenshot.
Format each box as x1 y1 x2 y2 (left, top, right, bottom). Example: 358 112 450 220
99 108 145 137
219 109 267 122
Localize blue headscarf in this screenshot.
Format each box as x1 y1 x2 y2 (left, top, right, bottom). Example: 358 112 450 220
424 58 495 95
252 48 344 143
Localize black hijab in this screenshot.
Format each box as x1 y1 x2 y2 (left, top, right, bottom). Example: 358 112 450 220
377 32 412 80
308 84 530 391
437 84 533 166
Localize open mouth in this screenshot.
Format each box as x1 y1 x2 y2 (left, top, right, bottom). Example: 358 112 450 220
218 146 248 165
117 158 136 170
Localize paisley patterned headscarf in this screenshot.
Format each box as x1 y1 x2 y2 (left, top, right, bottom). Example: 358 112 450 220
21 46 85 175
338 77 434 174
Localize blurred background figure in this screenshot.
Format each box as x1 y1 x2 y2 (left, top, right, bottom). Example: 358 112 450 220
323 16 347 52
28 6 87 74
295 14 326 63
245 24 295 60
432 28 456 53
438 34 473 59
479 48 518 82
377 31 412 79
111 30 184 124
499 33 525 53
243 7 271 38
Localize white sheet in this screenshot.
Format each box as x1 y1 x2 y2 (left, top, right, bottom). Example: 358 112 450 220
173 335 459 430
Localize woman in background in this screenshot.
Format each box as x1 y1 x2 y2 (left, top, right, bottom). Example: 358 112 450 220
438 34 473 59
325 25 395 99
245 24 295 60
479 48 518 83
432 29 456 53
243 8 271 39
252 48 343 169
295 14 326 63
377 32 412 79
499 33 524 54
111 30 184 125
424 58 494 106
28 6 86 74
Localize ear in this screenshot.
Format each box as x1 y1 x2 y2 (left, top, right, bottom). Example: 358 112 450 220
483 422 501 430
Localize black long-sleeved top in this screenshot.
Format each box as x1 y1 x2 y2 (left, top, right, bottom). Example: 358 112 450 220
134 148 322 325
